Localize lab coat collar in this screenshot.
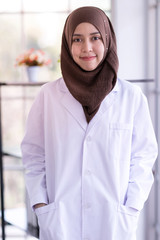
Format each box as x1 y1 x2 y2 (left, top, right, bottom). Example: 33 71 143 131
112 78 119 92
59 77 119 93
87 79 119 130
59 78 88 130
59 78 119 131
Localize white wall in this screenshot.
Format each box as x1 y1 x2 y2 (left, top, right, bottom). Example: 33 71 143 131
112 0 147 80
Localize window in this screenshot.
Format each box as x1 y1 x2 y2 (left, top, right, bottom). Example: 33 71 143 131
0 0 111 83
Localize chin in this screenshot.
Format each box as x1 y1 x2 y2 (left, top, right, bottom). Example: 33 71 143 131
80 65 97 72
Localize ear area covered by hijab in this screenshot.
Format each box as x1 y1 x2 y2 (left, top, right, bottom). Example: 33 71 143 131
60 6 119 123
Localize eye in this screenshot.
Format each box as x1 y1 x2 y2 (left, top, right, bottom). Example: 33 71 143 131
72 38 82 43
92 35 101 41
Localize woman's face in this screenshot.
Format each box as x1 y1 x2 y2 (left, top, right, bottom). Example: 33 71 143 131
71 22 105 71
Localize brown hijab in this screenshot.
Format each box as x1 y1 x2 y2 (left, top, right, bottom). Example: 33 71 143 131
60 6 119 123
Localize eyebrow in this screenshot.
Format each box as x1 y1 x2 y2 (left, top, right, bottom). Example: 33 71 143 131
73 32 100 36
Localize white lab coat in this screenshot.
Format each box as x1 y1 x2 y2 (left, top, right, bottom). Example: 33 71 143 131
21 78 158 240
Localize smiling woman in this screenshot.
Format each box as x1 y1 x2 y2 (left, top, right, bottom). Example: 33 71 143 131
61 6 118 122
21 6 157 240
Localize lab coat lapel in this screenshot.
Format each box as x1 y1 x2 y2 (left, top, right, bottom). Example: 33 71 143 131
59 78 119 131
87 80 119 131
59 79 87 131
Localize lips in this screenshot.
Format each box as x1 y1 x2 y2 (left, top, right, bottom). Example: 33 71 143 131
80 56 96 61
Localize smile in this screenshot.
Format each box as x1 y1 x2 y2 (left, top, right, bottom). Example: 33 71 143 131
80 56 96 61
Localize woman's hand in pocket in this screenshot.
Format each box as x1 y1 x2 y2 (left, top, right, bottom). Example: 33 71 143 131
34 203 47 209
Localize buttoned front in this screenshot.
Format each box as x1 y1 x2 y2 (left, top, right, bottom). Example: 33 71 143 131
21 78 158 240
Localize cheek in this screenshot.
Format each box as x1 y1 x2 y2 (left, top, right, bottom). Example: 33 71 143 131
71 46 74 57
71 45 78 60
99 43 105 58
93 41 105 56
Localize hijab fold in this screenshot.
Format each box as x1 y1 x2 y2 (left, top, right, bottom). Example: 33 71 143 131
61 6 119 123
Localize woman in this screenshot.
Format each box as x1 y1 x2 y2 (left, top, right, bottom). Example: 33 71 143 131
21 6 158 240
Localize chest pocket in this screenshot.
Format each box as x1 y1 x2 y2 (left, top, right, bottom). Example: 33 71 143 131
109 123 133 161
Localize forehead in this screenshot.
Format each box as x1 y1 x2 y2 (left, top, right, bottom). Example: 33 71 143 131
73 22 100 35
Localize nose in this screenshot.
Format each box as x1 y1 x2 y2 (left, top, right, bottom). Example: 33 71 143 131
82 39 92 52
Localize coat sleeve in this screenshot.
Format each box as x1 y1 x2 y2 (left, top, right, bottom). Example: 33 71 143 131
21 88 48 208
125 89 158 211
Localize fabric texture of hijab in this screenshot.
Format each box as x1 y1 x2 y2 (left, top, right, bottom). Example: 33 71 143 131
60 6 119 123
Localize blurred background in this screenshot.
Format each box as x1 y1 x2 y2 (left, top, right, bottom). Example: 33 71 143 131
0 0 159 239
